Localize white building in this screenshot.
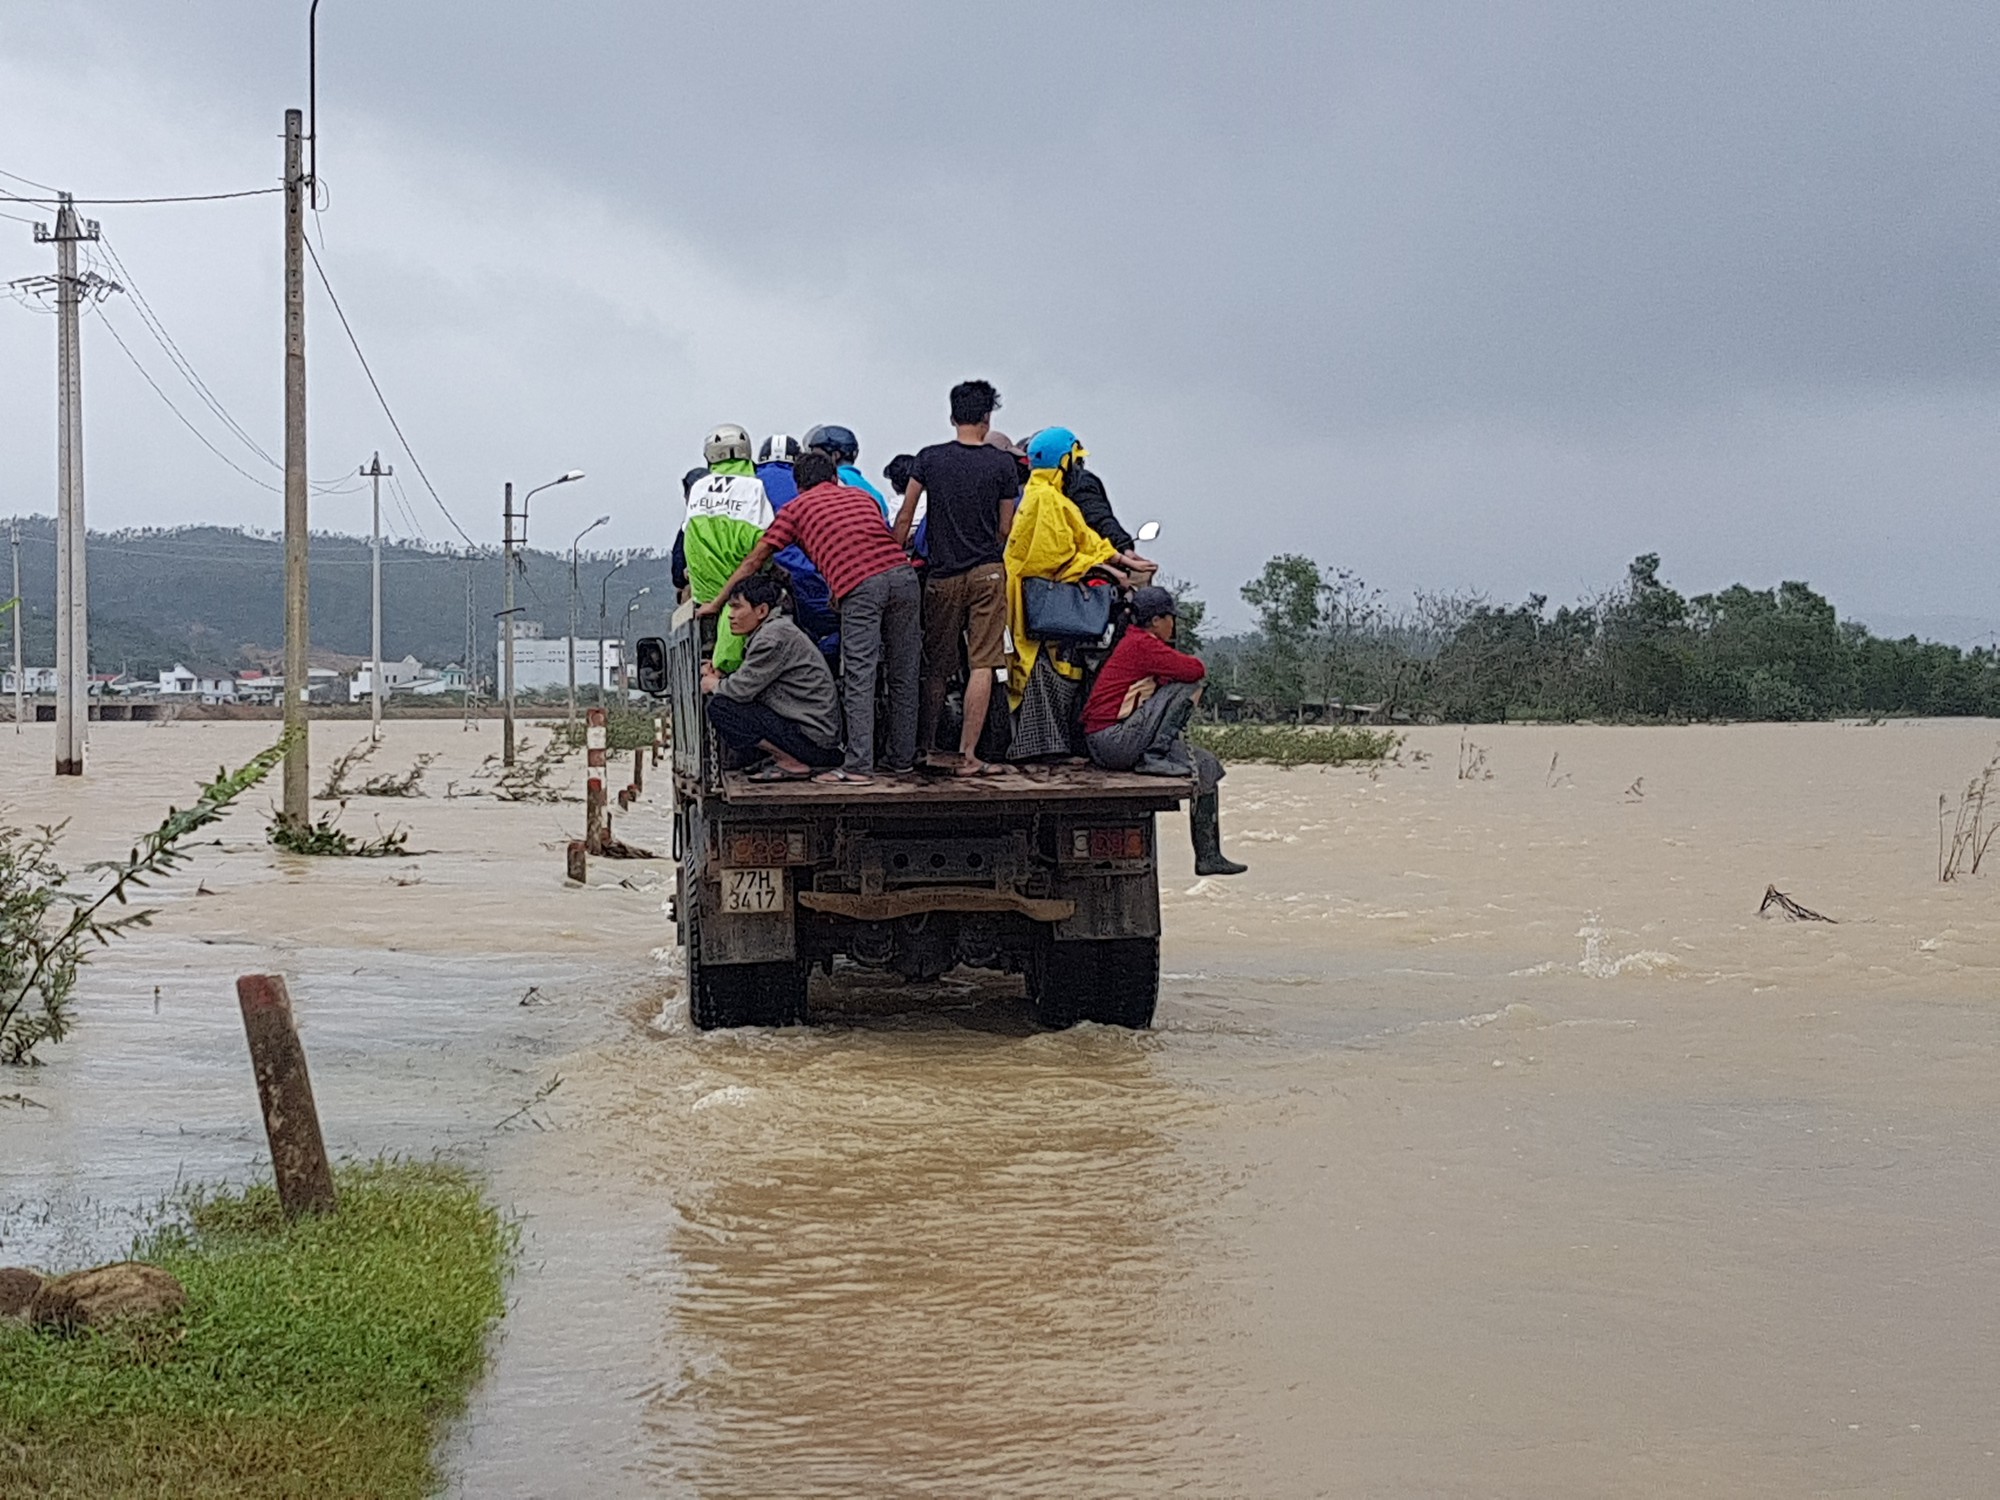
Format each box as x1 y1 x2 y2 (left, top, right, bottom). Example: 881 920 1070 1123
408 663 473 697
349 654 427 703
158 664 238 702
496 636 622 693
2 667 58 694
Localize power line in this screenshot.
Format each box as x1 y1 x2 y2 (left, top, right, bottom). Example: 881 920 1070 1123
0 187 280 206
97 234 281 471
0 165 58 193
302 236 476 549
93 306 285 494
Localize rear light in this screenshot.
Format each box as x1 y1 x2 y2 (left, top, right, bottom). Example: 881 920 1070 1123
725 828 809 866
1070 826 1146 861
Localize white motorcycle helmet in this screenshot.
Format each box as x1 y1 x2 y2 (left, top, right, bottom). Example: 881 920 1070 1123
702 423 753 466
757 433 802 465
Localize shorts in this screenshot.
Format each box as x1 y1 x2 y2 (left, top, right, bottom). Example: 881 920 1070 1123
922 563 1008 672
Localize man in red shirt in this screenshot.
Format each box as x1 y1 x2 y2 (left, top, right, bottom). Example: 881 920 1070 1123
1082 586 1246 876
700 451 920 782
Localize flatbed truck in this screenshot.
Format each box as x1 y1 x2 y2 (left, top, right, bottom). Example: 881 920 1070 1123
641 607 1192 1029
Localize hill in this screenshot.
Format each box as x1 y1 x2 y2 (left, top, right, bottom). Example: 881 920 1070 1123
2 518 675 683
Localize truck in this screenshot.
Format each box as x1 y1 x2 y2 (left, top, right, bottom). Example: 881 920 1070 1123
637 607 1192 1030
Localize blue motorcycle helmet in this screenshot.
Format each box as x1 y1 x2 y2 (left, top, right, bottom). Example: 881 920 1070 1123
1025 426 1084 471
803 424 860 464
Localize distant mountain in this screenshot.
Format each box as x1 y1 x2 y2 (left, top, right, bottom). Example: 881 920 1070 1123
2 518 676 683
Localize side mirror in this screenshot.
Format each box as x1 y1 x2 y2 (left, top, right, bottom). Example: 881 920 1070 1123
634 637 669 696
1135 519 1162 543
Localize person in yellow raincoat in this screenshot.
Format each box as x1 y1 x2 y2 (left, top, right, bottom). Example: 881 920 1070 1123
1003 428 1148 759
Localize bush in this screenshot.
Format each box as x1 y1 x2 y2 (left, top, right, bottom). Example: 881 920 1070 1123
1189 723 1402 766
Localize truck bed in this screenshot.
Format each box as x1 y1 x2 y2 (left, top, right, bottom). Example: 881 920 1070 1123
719 763 1192 807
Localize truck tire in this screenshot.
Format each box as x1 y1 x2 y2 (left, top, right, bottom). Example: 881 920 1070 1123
686 905 810 1030
1028 936 1159 1030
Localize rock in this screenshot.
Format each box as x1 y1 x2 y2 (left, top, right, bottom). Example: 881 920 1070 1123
28 1261 187 1331
0 1266 42 1319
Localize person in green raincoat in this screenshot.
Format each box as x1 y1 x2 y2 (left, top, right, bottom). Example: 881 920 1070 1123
682 424 773 672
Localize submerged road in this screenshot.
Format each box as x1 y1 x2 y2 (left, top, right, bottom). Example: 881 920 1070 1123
5 721 1998 1496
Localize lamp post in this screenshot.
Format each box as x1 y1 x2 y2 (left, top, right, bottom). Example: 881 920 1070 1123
568 514 609 728
622 585 652 700
596 555 628 710
501 468 584 766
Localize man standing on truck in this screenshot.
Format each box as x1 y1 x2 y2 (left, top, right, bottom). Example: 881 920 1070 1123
893 379 1021 777
683 425 772 673
700 450 921 784
700 573 844 779
804 424 891 520
1082 585 1247 877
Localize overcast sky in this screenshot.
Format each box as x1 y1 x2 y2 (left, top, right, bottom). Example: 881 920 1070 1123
1 1 1994 634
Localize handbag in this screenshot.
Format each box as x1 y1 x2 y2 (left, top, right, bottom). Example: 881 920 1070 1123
1022 575 1114 643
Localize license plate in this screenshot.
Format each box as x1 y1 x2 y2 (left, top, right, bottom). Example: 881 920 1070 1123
722 867 785 914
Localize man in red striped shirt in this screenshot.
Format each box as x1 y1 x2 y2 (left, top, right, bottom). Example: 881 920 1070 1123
701 451 920 782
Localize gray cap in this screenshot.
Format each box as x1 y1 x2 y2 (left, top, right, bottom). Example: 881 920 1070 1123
1129 586 1177 623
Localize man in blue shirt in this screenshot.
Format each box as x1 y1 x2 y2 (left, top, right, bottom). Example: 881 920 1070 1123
805 424 890 519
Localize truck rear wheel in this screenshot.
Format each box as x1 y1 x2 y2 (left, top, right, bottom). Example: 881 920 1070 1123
1028 936 1159 1030
686 906 809 1029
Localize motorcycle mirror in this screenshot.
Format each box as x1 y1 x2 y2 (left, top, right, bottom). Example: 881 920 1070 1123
1135 520 1162 543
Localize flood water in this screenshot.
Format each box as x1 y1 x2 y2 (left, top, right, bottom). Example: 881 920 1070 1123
4 718 1999 1497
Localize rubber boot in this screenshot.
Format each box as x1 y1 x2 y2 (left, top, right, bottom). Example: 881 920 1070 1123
1191 792 1247 877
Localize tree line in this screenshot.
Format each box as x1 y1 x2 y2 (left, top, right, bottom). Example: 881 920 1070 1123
1199 552 2000 722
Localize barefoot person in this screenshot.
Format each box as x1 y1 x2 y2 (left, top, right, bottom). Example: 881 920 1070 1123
700 451 921 783
700 574 843 780
893 379 1021 776
1082 586 1247 876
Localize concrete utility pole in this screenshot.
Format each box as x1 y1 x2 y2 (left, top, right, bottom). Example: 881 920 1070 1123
281 108 311 827
568 514 609 729
361 452 392 741
461 548 477 730
597 555 626 711
501 469 585 765
501 483 517 766
10 524 22 734
36 195 99 775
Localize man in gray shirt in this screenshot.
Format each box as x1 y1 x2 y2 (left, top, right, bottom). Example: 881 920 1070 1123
701 574 843 779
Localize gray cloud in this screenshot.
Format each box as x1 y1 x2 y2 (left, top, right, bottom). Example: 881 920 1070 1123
1 1 1995 631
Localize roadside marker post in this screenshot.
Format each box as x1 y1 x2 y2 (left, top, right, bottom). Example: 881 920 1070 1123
566 839 587 884
235 974 337 1220
586 708 607 855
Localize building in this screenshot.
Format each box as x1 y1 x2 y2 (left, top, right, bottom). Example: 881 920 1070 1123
407 663 473 697
158 664 238 702
2 667 58 695
496 636 622 693
349 654 427 703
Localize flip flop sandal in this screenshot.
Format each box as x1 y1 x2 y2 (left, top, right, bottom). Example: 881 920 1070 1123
812 768 876 785
746 764 813 782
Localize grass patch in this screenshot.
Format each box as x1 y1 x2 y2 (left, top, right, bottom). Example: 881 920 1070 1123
0 1160 511 1499
1189 722 1402 766
555 709 662 753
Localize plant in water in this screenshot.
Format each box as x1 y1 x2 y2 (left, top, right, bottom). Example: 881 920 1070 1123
1186 723 1400 767
478 732 576 802
1937 749 2000 883
267 806 411 858
321 740 440 798
0 735 290 1065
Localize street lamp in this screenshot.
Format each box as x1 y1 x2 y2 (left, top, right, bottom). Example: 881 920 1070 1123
596 555 628 709
501 468 584 766
568 514 610 727
622 585 653 700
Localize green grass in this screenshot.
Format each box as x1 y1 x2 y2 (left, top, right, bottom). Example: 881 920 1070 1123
1189 722 1403 766
555 708 664 753
0 1160 512 1499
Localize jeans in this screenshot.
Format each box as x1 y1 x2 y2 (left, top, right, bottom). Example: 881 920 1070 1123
1085 679 1222 794
706 694 842 769
836 565 921 773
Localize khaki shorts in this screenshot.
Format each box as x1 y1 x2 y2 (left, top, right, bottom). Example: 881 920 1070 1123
922 564 1009 672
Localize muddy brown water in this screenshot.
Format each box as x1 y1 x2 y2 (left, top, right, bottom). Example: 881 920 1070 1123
3 720 1998 1497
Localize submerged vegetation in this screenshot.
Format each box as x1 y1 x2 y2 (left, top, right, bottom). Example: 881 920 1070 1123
1209 552 2000 723
0 1160 511 1500
0 738 287 1065
1189 723 1401 766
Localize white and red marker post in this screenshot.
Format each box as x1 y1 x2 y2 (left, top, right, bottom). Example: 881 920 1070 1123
586 707 607 855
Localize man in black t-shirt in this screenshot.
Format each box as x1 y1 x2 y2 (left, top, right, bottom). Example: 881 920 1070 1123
893 379 1022 775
